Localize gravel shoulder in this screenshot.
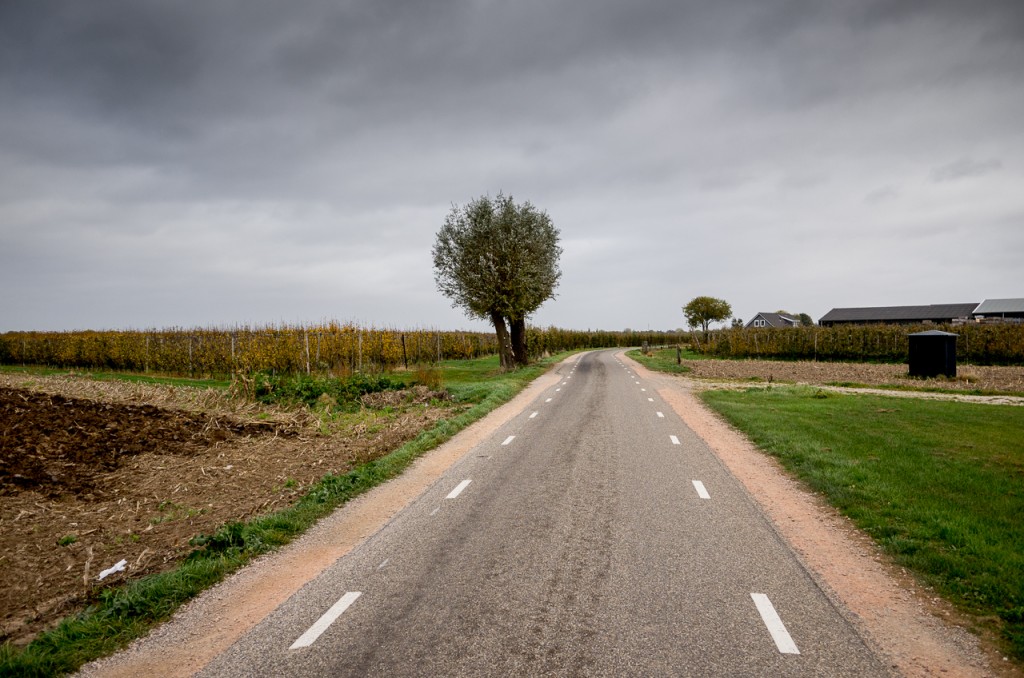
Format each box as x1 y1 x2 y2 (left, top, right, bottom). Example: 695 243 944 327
62 354 1024 676
630 354 1021 677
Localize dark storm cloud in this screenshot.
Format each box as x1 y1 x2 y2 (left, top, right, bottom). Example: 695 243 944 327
1 0 1022 331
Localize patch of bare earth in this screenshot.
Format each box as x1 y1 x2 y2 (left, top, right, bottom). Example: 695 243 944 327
627 354 1021 677
680 358 1024 401
0 372 454 647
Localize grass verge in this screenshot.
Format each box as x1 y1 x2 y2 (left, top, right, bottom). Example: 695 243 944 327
625 347 694 374
700 386 1024 663
0 354 565 677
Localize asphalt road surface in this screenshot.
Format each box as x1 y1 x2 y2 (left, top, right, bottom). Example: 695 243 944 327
199 350 891 677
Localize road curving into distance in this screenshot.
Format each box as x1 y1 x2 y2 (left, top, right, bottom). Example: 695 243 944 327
196 350 891 677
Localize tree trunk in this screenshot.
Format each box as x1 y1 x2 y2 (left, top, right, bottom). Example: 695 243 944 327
510 316 528 366
490 311 513 369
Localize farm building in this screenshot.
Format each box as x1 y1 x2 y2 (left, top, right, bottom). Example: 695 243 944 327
745 312 800 329
818 303 979 327
973 298 1024 322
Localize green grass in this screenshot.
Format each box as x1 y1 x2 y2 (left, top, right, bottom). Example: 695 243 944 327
0 353 568 677
700 386 1024 661
625 347 695 374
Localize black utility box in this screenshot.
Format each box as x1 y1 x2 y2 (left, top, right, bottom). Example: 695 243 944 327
908 330 958 378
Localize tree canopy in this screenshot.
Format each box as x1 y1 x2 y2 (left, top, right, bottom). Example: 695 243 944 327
683 296 733 335
433 193 561 368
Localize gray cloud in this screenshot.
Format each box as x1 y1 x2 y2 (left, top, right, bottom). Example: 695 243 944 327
931 158 1004 182
2 0 1023 332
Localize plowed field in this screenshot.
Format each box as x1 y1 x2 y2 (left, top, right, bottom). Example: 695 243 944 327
0 374 451 647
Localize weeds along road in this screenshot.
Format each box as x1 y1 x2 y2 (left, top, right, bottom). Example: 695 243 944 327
199 350 890 677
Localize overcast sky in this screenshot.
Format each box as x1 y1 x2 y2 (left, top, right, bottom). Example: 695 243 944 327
1 1 1022 333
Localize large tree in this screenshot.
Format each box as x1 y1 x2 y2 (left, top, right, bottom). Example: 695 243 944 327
433 193 561 368
683 296 733 336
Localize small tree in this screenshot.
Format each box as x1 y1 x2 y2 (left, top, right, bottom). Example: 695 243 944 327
683 296 733 336
433 193 561 368
798 313 814 326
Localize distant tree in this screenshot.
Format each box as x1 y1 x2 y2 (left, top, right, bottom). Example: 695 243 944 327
433 193 562 368
731 317 743 329
683 296 733 336
798 313 814 326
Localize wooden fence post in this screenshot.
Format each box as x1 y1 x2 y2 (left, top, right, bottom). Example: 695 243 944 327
304 329 311 375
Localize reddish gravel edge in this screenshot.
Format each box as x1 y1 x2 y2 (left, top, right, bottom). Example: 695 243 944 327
77 352 1020 677
628 352 1019 678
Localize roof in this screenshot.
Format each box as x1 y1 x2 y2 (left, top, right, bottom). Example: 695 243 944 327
748 312 800 328
819 303 979 324
909 330 958 337
974 298 1024 314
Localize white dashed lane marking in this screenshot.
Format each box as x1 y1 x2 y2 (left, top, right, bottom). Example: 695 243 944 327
656 412 665 418
670 435 681 445
529 411 538 419
502 436 516 446
290 592 362 650
446 479 472 499
692 480 710 499
751 593 800 654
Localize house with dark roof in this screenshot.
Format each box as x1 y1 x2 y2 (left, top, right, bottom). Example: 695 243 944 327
745 312 800 329
818 303 979 327
973 298 1024 322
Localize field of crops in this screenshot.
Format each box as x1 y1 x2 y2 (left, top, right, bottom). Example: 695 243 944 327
694 323 1024 365
0 324 686 376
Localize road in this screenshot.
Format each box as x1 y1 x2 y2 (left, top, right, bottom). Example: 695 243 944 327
198 350 890 677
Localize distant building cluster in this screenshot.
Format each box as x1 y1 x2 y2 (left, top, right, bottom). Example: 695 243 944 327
745 299 1024 328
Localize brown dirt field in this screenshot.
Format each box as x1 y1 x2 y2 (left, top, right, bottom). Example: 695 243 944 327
681 358 1024 396
0 373 455 647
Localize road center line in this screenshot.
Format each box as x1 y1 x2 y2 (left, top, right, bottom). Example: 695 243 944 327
377 558 389 569
502 435 516 445
657 411 665 418
670 435 681 445
446 479 472 499
289 591 362 649
529 411 538 419
648 398 654 402
751 593 800 654
546 397 553 402
692 480 710 499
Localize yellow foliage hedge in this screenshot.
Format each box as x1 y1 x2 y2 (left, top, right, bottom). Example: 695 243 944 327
0 324 689 375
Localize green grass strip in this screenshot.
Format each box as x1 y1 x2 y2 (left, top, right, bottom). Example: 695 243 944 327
700 386 1024 662
0 355 563 677
625 347 694 373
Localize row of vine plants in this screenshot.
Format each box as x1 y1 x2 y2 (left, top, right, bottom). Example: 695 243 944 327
691 323 1024 365
0 323 687 376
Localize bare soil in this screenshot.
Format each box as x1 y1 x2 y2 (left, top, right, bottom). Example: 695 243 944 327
7 357 1023 677
0 373 453 647
681 358 1024 397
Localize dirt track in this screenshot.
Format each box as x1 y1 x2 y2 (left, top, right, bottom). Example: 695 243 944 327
679 357 1024 396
